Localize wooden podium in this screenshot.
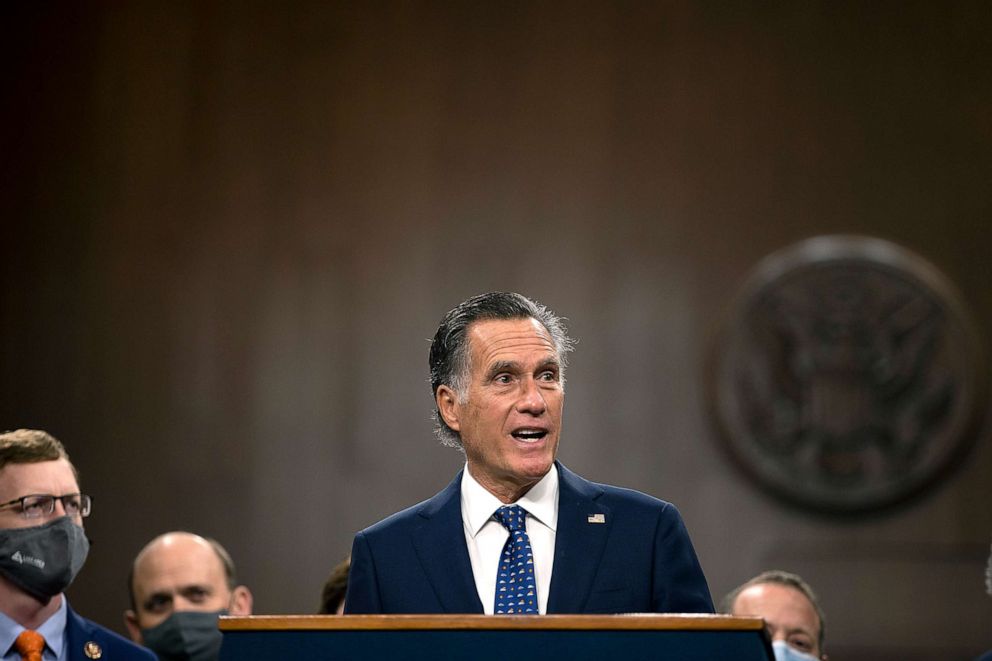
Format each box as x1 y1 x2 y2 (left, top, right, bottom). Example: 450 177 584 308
219 614 772 660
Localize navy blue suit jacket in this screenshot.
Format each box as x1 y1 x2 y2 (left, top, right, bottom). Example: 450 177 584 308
345 462 714 614
65 603 155 661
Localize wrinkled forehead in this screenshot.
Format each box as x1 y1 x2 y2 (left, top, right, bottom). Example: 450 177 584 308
466 318 559 364
134 537 228 596
0 458 79 502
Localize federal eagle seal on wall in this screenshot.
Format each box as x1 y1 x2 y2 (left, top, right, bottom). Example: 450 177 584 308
710 235 987 514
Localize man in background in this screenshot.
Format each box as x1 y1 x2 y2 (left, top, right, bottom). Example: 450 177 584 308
724 570 827 661
317 556 350 615
976 540 992 661
0 428 155 660
125 532 252 661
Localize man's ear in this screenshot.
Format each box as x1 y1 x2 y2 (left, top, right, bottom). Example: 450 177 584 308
436 385 461 432
230 585 253 616
123 610 143 644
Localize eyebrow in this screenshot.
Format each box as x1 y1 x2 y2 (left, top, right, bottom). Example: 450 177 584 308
484 361 520 381
142 582 213 603
484 358 560 381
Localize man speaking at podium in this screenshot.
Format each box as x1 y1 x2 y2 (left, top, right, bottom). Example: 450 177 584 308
345 292 713 615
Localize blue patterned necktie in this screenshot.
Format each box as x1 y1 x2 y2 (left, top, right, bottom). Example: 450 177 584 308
493 505 538 614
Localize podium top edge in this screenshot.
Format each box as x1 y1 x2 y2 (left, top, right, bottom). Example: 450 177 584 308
219 614 765 632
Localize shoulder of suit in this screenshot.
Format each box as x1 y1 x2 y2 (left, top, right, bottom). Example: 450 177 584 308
560 464 677 512
66 608 157 660
594 482 675 510
359 470 462 537
361 497 436 535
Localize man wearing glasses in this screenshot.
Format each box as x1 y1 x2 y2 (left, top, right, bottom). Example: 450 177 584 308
0 428 154 661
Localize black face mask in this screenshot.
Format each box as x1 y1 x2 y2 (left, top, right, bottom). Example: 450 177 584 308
141 610 228 661
0 516 90 601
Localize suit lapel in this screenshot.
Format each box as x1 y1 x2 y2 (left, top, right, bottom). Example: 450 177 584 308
411 470 485 613
547 462 612 613
64 603 99 661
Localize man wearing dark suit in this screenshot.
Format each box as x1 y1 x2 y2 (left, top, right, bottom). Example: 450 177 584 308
0 429 155 660
345 292 713 615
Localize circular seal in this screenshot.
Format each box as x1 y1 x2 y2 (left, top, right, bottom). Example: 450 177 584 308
710 235 988 514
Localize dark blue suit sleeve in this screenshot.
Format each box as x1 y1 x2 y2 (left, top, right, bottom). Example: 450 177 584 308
652 503 714 613
343 530 382 614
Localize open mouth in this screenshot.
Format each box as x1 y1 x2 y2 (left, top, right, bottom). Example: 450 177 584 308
511 428 548 443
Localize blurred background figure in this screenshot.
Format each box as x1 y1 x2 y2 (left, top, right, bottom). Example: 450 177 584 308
317 556 350 615
723 570 826 661
976 540 992 661
125 532 253 661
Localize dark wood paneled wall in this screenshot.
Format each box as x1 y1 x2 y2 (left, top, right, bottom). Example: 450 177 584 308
3 3 990 658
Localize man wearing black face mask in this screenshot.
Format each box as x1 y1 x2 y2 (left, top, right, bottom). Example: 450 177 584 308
124 532 252 661
0 428 155 661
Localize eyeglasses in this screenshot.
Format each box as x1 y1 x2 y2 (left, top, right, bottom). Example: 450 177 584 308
0 493 92 519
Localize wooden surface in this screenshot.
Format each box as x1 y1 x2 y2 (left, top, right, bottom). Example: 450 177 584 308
220 613 764 632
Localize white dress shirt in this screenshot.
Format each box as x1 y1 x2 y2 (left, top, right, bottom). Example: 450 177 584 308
460 463 558 614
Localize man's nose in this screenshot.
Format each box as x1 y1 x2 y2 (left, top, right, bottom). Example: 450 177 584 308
51 498 68 518
51 498 82 524
516 378 547 414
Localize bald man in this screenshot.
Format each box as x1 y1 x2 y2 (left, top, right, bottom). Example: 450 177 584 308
125 532 253 661
723 570 826 661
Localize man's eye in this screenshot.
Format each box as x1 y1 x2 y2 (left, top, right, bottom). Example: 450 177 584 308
538 371 558 381
494 374 512 384
789 637 813 652
145 596 171 613
185 588 209 603
23 502 45 515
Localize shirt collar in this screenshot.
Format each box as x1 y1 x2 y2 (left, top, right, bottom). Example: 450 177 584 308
0 594 66 659
461 463 559 537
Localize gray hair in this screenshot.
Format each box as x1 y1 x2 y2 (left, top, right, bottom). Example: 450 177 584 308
722 569 826 654
428 292 574 448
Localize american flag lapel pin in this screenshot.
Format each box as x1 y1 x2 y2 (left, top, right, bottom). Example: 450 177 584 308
587 513 606 523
